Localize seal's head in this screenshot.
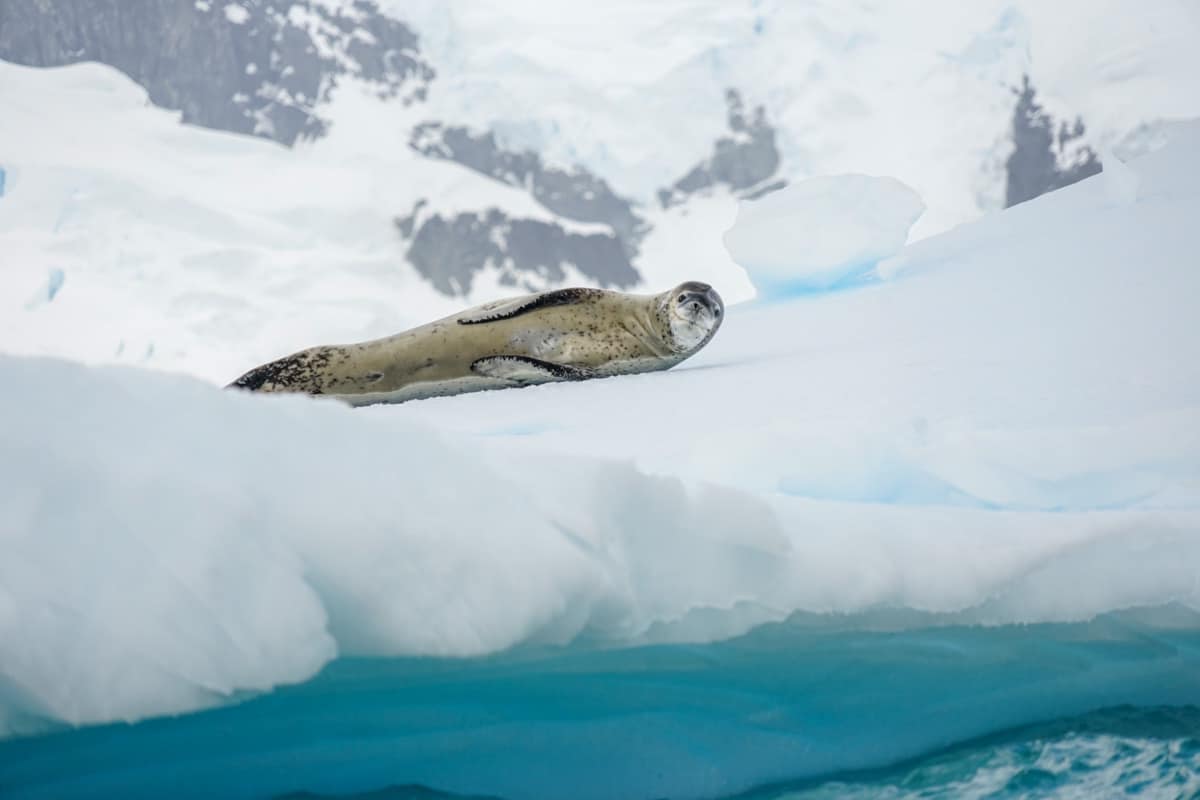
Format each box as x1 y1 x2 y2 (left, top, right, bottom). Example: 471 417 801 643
661 281 724 353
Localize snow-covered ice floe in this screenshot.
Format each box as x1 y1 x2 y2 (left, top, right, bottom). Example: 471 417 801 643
2 112 1200 800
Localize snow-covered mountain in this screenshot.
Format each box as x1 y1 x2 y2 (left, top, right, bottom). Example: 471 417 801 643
3 0 1198 334
0 0 434 145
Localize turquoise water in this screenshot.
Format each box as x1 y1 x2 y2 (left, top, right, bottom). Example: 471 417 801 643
2 607 1198 799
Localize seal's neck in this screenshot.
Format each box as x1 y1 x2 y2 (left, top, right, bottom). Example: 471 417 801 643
614 296 672 359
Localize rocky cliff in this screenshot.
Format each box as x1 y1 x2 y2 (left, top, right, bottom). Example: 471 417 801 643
0 0 433 146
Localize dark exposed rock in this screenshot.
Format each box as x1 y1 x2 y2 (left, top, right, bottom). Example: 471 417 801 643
395 207 639 297
404 121 650 296
0 0 433 146
658 89 783 207
1005 75 1102 207
409 122 646 255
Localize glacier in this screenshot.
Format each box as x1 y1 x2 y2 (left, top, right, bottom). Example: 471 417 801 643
1 105 1199 799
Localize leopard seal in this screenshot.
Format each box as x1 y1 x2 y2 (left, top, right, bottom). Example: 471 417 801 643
228 281 724 406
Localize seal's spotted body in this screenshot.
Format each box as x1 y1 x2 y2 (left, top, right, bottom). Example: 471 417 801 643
229 282 723 406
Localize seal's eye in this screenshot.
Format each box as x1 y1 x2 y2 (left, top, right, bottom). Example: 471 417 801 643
678 294 687 302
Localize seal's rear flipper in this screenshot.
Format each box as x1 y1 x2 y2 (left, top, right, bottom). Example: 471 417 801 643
228 362 280 391
471 355 594 384
458 288 602 325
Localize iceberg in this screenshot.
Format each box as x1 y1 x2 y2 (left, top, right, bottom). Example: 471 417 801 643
2 98 1200 800
723 174 925 295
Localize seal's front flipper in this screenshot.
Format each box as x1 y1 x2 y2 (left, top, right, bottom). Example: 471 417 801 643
458 288 603 325
471 355 594 384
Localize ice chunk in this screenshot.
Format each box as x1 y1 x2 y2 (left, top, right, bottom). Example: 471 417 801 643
722 174 925 295
0 357 805 727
